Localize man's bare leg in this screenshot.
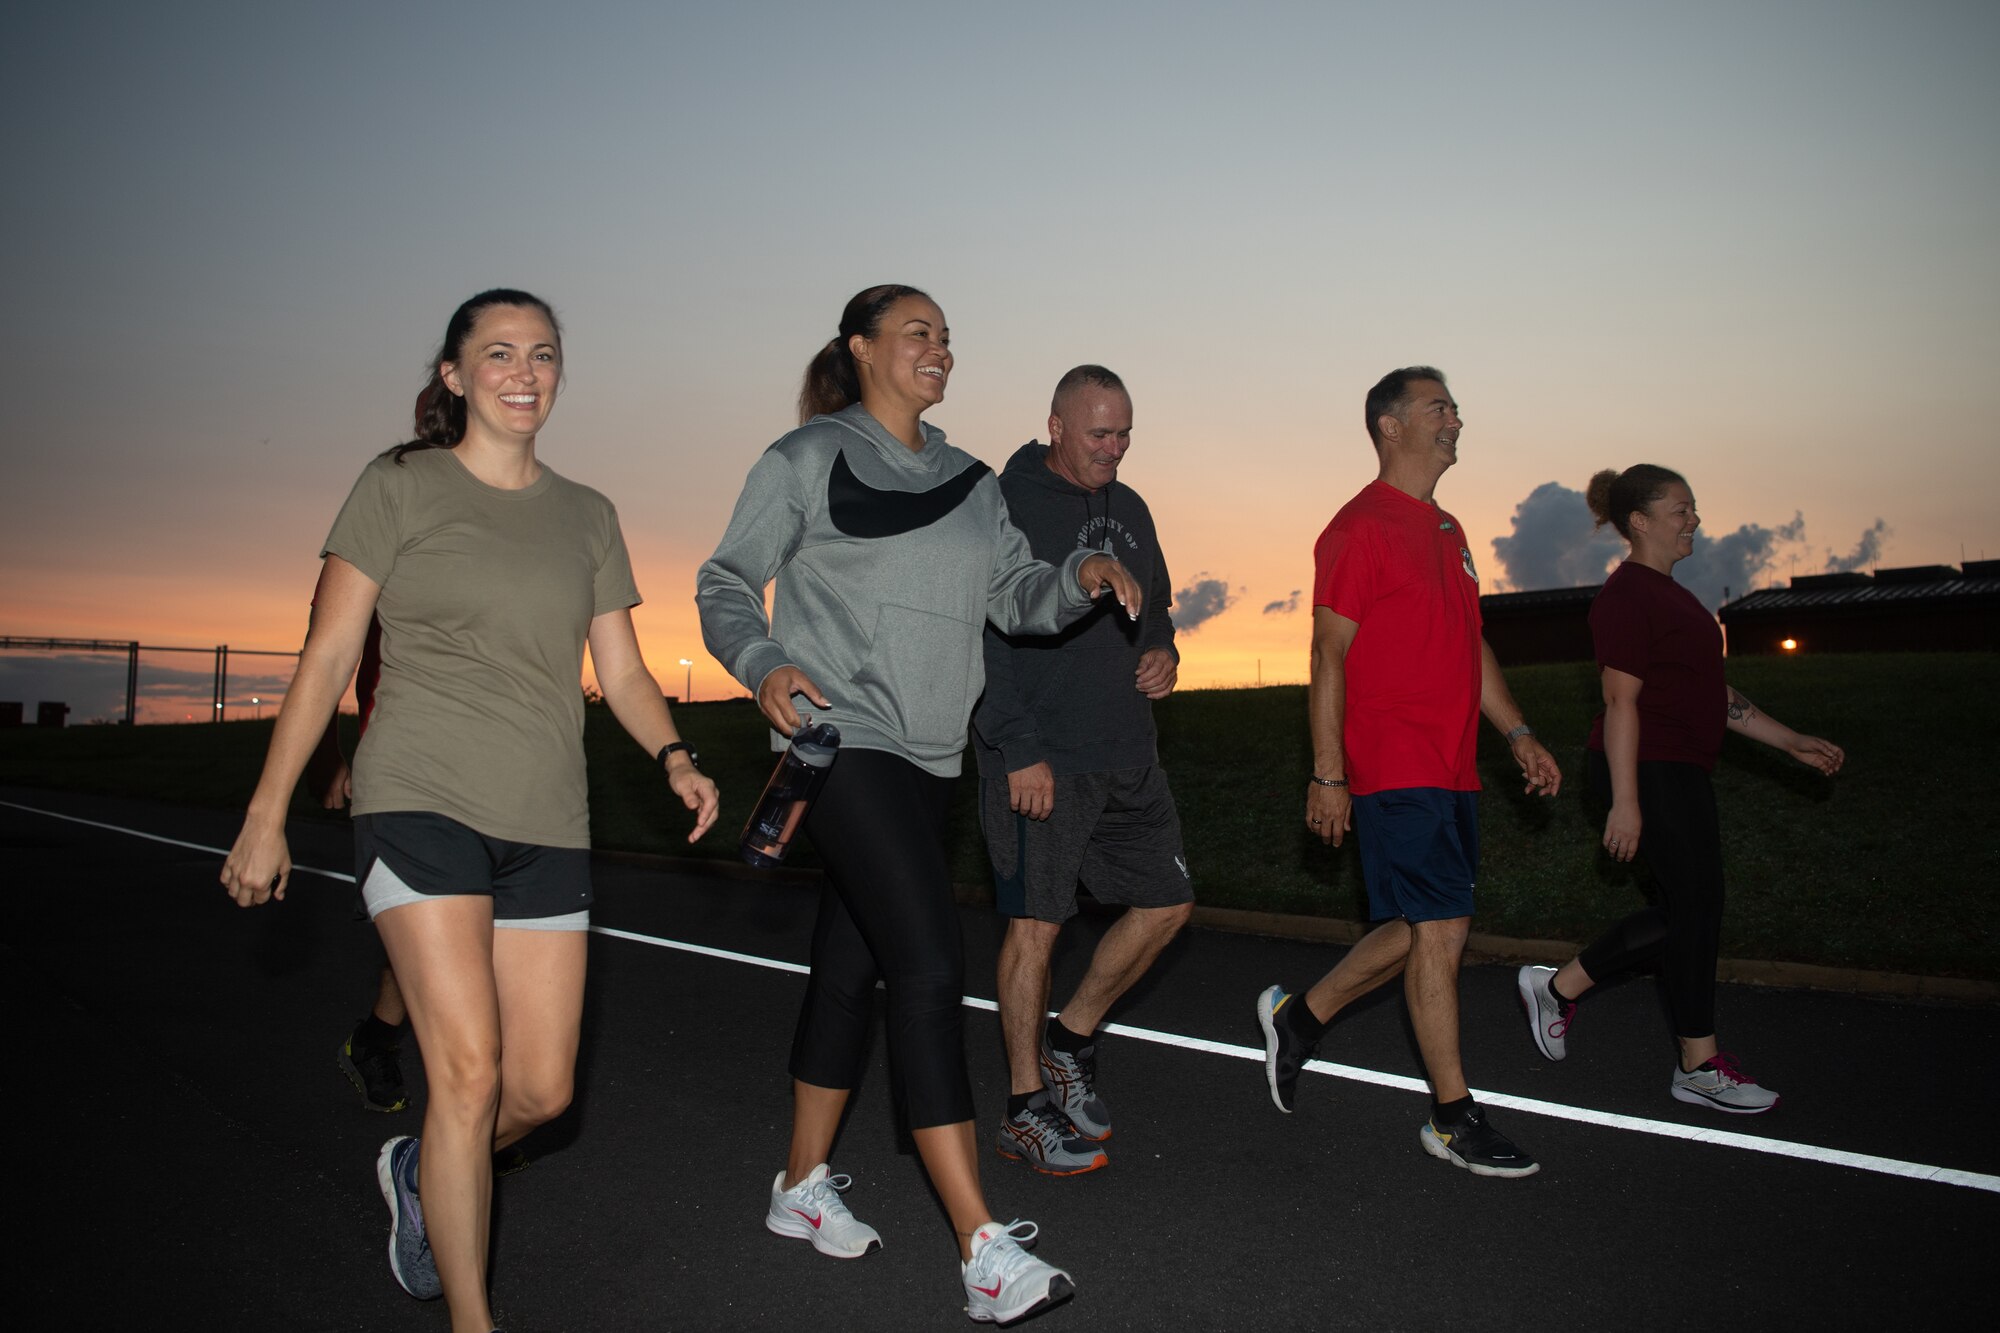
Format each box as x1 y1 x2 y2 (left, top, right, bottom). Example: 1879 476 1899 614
1302 918 1412 1024
1054 902 1192 1037
997 919 1061 1096
373 963 408 1026
1404 916 1471 1102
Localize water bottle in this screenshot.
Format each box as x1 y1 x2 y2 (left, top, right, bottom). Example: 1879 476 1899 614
739 722 841 868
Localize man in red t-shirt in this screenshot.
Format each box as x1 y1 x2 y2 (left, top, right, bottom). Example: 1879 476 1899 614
1255 367 1562 1178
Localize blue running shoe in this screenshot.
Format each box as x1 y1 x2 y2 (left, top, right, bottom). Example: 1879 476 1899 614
376 1136 441 1299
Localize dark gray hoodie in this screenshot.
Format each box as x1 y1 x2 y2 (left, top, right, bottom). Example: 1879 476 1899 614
697 405 1097 776
971 441 1177 778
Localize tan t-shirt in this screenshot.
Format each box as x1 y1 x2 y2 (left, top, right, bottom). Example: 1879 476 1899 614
324 448 641 847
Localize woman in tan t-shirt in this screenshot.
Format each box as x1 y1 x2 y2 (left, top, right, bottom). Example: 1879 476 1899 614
221 289 718 1332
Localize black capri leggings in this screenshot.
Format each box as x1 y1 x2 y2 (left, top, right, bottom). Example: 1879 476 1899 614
789 747 974 1130
1577 750 1726 1039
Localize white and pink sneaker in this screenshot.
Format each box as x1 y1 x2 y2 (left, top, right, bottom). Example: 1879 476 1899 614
963 1219 1074 1324
765 1163 882 1258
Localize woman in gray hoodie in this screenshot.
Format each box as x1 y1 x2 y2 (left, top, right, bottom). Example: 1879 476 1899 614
698 284 1140 1325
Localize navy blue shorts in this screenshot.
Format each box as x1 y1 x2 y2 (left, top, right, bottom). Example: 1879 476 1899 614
1351 788 1479 924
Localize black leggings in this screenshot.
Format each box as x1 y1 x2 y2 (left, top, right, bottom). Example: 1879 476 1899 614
789 747 974 1130
1578 751 1725 1039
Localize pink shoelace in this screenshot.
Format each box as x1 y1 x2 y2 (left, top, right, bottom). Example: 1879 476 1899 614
1548 999 1576 1040
1706 1051 1756 1085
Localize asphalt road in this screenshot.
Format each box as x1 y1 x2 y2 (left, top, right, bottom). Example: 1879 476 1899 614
9 787 1993 1331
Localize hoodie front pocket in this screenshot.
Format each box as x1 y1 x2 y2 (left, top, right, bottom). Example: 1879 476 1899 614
852 602 979 752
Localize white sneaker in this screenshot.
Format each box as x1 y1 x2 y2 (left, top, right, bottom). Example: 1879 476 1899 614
1516 965 1574 1062
1670 1054 1780 1114
963 1219 1074 1325
765 1164 882 1258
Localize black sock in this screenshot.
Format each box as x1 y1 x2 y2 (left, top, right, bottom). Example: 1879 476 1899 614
1284 992 1329 1042
1431 1094 1475 1125
1547 974 1574 1005
358 1014 400 1046
1045 1017 1091 1055
1007 1090 1042 1119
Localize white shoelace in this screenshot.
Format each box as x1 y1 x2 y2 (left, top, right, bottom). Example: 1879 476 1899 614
966 1220 1044 1287
797 1172 856 1218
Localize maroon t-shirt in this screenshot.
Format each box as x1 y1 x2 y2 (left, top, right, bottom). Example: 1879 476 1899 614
1586 561 1726 770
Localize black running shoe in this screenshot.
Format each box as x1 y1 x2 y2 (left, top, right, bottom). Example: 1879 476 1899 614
340 1020 410 1113
1256 985 1317 1113
492 1145 532 1177
1420 1105 1540 1178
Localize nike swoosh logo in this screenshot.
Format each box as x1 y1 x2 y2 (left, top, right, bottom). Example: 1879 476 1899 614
972 1281 1003 1298
827 449 990 538
788 1208 823 1229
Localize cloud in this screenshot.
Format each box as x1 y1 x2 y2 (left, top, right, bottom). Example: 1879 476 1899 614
1262 589 1302 615
1673 518 1804 609
1171 575 1235 633
1488 483 1820 610
1825 519 1890 573
1489 482 1626 592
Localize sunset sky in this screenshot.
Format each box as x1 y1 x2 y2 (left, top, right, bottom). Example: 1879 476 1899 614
4 2 1996 723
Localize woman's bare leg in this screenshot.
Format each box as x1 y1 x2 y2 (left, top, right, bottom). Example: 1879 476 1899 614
375 895 502 1333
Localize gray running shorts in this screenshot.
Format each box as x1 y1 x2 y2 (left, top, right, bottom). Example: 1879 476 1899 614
979 765 1193 923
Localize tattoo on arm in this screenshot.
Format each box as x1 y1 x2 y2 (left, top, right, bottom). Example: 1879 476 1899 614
1727 690 1757 722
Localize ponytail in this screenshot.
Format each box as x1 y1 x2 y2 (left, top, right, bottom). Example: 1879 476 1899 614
798 335 862 423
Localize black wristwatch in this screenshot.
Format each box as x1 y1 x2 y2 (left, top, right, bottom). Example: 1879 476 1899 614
656 741 699 771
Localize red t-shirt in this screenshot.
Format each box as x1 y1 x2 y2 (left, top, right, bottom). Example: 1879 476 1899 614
1586 561 1726 769
1313 480 1484 794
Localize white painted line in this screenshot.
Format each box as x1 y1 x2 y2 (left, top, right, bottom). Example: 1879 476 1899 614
9 797 1996 1195
590 925 810 977
0 799 354 882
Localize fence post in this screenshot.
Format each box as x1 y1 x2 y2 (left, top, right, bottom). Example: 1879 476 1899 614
125 642 138 726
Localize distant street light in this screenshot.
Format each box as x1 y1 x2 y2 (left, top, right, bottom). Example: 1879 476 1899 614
678 658 694 702
252 696 262 720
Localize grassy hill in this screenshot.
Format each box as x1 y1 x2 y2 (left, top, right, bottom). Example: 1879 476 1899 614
4 653 1992 978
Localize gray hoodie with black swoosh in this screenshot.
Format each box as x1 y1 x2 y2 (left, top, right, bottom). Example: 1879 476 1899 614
696 403 1098 776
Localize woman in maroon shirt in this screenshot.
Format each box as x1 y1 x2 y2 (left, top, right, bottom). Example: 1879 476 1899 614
1515 464 1844 1113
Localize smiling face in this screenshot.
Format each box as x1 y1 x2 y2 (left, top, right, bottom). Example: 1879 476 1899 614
440 304 562 443
1633 481 1700 564
852 294 952 412
1388 378 1461 469
1047 384 1133 492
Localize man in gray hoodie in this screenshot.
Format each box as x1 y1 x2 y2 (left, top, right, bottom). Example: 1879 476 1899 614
973 366 1193 1176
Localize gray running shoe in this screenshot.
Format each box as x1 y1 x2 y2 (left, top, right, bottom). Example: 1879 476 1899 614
375 1136 441 1299
1419 1106 1540 1178
1671 1054 1780 1114
1516 965 1574 1062
995 1093 1108 1176
1038 1033 1110 1141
